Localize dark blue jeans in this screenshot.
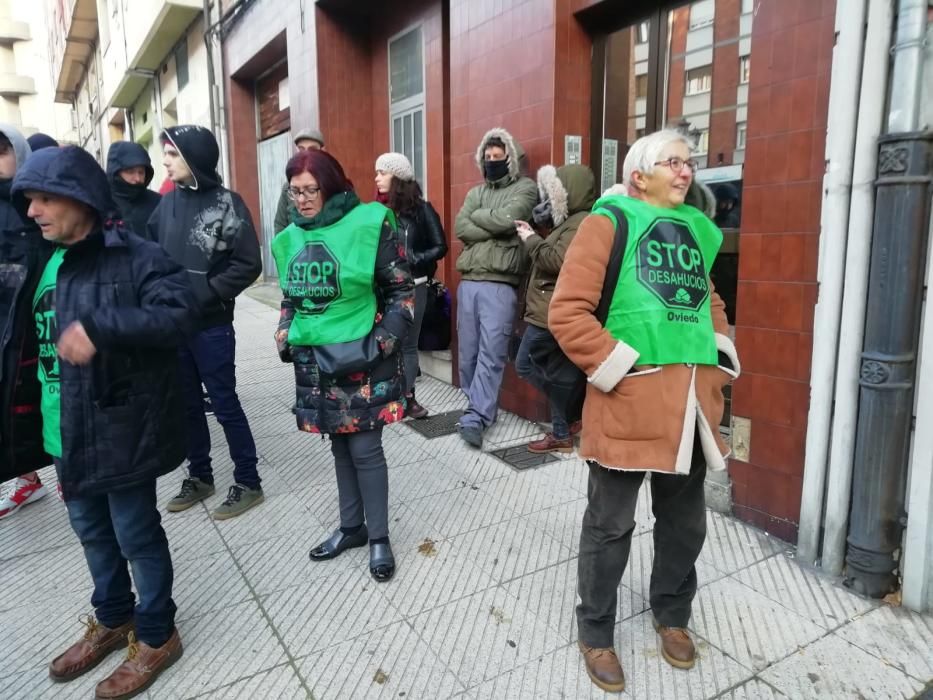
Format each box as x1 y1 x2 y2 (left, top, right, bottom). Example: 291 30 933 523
64 478 176 648
178 324 260 489
515 324 571 439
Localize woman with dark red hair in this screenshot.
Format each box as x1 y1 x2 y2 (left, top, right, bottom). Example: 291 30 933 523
272 149 414 582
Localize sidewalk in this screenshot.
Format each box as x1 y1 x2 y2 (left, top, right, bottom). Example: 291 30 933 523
2 295 932 699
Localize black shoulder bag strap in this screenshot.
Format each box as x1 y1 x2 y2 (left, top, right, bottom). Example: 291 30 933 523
593 204 630 325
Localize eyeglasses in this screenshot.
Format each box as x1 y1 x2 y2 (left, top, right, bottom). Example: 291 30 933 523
654 157 699 173
287 186 321 201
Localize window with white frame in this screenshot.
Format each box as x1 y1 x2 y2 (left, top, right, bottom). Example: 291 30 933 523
636 21 650 44
689 0 715 30
685 65 712 95
740 55 751 84
736 122 747 149
742 0 755 13
388 26 426 188
695 129 710 154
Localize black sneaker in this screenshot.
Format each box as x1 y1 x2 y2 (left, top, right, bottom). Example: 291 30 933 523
212 484 264 520
166 477 215 513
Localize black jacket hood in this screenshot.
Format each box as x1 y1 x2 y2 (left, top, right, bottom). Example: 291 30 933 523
107 141 155 187
161 125 221 191
12 145 116 220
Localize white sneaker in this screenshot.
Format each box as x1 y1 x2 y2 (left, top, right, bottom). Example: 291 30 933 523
0 478 49 519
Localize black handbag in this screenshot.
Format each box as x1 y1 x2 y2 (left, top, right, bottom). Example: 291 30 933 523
312 331 382 377
418 278 451 351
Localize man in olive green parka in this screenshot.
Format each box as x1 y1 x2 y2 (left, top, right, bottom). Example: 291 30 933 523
454 127 537 448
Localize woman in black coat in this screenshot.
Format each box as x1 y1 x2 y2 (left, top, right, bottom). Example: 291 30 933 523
374 153 447 418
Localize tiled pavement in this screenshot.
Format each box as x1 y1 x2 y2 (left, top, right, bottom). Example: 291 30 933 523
2 295 932 699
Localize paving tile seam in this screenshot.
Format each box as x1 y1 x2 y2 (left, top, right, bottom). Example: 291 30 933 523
182 662 302 700
834 620 933 684
0 540 77 565
738 555 880 629
708 674 784 699
721 565 856 635
489 553 582 588
203 505 318 700
707 549 783 580
459 639 579 695
388 579 503 626
290 617 473 697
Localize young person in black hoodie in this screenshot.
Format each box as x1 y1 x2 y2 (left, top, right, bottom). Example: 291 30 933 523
107 142 161 240
147 125 265 520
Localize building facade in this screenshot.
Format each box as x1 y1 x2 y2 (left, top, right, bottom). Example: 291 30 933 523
48 0 222 182
220 0 829 543
0 0 75 139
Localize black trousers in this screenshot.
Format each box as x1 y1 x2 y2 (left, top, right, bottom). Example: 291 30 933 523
576 439 707 648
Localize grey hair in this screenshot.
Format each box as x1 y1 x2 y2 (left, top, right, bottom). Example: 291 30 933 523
621 129 695 188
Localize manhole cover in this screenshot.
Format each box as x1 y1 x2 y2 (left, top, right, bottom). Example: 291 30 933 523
490 445 560 471
404 410 462 439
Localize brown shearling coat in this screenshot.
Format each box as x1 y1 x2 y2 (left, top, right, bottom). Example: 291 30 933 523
548 209 740 474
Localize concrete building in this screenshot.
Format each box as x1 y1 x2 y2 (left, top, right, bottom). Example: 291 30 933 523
48 0 223 182
0 0 74 139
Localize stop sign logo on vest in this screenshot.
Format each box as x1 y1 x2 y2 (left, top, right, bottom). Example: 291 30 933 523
636 218 711 312
33 284 60 384
285 242 341 315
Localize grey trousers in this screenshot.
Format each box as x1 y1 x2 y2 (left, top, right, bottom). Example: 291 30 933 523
403 283 428 396
456 280 517 429
577 439 708 648
330 429 389 540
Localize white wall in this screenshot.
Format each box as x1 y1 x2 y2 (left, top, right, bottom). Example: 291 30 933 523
10 0 77 140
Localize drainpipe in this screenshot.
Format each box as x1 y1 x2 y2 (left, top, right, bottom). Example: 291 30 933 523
819 0 895 576
797 0 868 565
203 0 217 136
844 0 931 597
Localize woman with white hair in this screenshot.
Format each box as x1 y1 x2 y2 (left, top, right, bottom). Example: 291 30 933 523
548 129 740 692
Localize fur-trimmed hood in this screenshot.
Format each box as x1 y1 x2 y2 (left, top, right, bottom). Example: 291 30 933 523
474 127 524 182
537 164 596 227
602 180 717 218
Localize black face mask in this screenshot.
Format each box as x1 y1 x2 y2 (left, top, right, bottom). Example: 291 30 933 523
112 176 147 202
484 158 510 182
0 178 11 202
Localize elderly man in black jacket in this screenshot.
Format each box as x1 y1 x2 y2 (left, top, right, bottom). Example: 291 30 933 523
2 145 190 698
147 125 264 520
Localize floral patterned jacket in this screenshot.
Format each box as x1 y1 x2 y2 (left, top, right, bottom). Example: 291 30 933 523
276 217 415 434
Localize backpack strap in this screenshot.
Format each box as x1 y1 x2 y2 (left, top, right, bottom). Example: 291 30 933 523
593 203 629 325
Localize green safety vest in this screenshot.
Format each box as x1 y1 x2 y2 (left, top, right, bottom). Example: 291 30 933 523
33 246 66 458
271 202 391 346
596 194 722 366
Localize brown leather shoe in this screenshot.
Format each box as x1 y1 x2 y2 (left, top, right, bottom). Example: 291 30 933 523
95 628 183 699
655 623 696 669
569 420 583 436
528 433 573 454
49 615 133 683
578 640 625 693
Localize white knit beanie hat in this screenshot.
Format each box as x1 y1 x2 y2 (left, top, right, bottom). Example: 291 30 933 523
375 152 415 181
